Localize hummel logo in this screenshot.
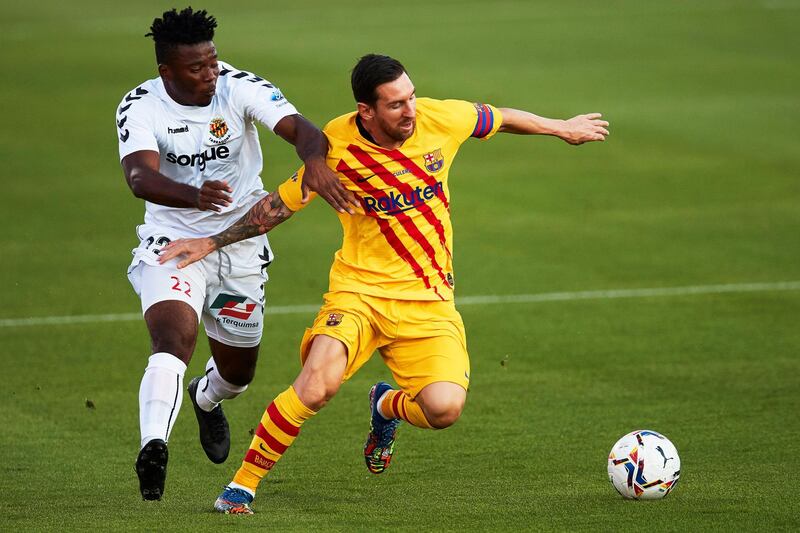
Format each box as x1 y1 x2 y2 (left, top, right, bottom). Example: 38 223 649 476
259 245 272 273
168 125 189 134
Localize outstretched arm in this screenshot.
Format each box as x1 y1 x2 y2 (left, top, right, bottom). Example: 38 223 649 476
158 190 295 268
498 109 609 145
273 114 357 213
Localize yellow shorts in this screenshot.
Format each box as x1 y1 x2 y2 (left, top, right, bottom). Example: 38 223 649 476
299 291 470 398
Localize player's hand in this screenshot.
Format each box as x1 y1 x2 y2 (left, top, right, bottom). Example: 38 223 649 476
560 113 610 145
301 159 357 214
158 237 217 268
196 180 233 211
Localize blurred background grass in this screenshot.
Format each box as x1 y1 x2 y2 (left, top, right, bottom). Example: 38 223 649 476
1 1 798 530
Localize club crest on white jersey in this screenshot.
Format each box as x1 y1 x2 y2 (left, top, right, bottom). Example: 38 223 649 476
208 117 231 144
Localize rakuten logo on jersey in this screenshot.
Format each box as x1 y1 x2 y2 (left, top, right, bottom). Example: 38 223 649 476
363 181 444 215
165 145 230 171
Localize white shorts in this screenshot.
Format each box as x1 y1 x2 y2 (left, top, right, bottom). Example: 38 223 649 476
127 224 274 348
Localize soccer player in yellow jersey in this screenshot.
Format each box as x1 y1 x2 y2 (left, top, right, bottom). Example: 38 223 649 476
159 54 609 514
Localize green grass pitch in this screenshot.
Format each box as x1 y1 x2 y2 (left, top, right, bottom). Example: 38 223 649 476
2 0 799 530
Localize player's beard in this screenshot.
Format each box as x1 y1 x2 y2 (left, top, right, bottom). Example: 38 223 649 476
383 118 415 143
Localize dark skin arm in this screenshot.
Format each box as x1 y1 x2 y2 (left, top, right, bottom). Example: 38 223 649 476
273 114 357 214
122 150 233 211
158 190 295 268
122 115 355 213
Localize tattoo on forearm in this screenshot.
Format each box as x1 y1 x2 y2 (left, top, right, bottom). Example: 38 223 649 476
211 192 293 249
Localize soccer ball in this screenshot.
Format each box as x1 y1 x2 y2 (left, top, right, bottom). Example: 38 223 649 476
607 430 681 500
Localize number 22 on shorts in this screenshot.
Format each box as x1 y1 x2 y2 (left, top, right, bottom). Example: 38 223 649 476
170 275 191 296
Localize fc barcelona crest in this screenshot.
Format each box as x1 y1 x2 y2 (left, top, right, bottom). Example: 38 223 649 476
423 148 444 173
209 117 231 143
326 313 344 326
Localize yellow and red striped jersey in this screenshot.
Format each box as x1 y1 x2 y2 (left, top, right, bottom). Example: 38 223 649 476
278 97 502 301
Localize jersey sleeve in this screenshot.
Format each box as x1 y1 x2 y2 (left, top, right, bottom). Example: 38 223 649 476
277 166 316 212
434 99 503 143
116 91 159 161
223 64 299 131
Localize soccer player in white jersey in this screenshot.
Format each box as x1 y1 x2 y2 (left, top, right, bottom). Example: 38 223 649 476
116 7 355 501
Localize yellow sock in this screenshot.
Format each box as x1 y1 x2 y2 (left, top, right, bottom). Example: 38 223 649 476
232 386 315 492
379 389 433 429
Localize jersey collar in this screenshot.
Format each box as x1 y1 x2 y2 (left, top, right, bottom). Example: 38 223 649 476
355 115 377 144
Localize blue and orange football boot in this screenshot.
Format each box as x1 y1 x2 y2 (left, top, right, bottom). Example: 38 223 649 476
214 485 254 515
363 381 401 474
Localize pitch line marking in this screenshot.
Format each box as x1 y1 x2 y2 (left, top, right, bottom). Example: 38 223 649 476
1 280 799 328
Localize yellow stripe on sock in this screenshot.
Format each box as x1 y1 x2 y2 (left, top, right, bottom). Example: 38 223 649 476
380 389 432 429
231 386 316 493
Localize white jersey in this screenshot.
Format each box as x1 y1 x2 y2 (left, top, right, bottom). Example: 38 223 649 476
116 61 298 237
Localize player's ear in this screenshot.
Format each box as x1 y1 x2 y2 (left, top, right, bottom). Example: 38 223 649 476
158 63 170 80
357 102 373 121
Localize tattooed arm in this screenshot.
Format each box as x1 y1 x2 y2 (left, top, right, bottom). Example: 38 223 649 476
158 190 295 269
211 190 294 248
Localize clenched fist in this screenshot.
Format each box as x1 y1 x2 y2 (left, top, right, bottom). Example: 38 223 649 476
196 180 233 211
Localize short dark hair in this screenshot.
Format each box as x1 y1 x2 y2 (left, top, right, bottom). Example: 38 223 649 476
351 54 407 106
146 7 217 64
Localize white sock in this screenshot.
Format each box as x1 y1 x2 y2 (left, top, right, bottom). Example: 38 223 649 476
139 352 187 448
377 389 392 420
194 356 248 412
228 481 255 497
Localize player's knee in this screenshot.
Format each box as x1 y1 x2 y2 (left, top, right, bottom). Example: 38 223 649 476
418 382 467 429
294 360 344 410
295 373 341 410
294 336 347 410
150 330 196 362
423 398 464 429
145 302 198 362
